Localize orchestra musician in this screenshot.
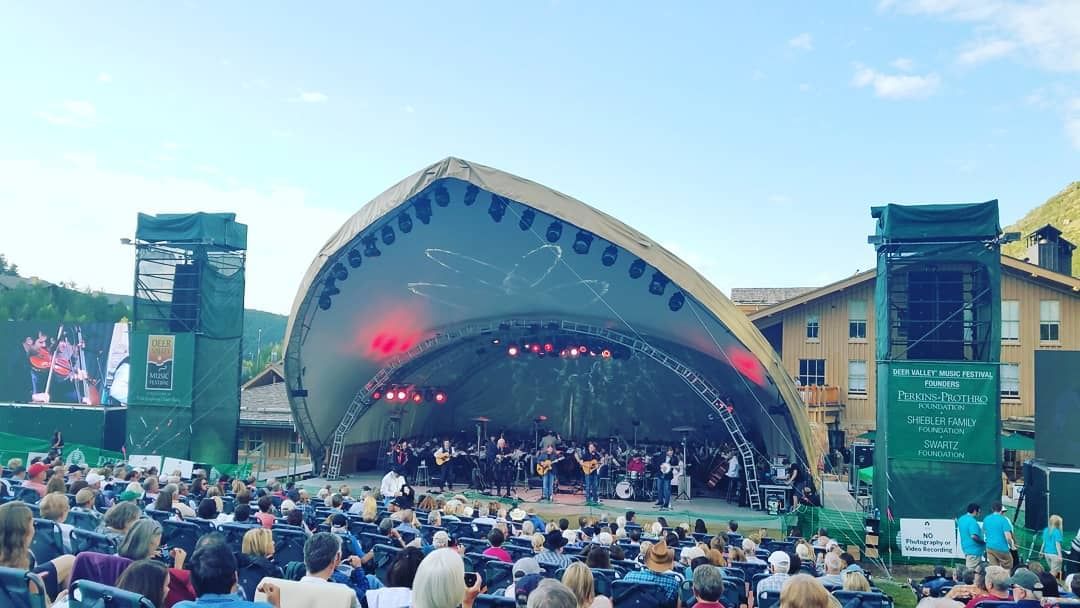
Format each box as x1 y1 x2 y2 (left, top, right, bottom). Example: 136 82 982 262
433 439 457 492
493 437 513 497
536 444 559 502
653 446 678 510
579 442 601 505
484 435 498 492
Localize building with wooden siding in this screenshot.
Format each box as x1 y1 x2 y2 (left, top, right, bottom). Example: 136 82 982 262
239 363 311 477
743 254 1080 445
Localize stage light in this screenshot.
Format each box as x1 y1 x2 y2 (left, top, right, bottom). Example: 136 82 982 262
395 389 407 401
347 248 363 268
629 259 646 279
573 231 594 254
601 349 611 358
381 225 396 245
362 235 381 257
434 185 450 207
412 392 424 403
530 344 541 353
464 184 479 206
569 347 579 357
668 291 685 311
434 391 447 403
507 345 519 357
649 271 669 296
491 338 500 345
544 343 554 352
398 212 413 234
322 278 340 297
414 196 433 224
601 245 618 266
546 221 562 242
318 293 332 310
372 390 382 400
385 389 395 401
519 209 535 231
579 345 587 353
489 195 507 222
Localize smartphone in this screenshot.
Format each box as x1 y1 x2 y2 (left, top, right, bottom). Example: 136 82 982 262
464 572 478 587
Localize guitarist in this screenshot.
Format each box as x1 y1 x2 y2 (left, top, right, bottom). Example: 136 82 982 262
493 437 514 498
433 439 457 492
536 444 560 502
579 442 601 505
654 446 679 510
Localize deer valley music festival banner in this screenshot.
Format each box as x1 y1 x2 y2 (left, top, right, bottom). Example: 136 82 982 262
0 321 130 406
128 332 194 407
885 361 998 465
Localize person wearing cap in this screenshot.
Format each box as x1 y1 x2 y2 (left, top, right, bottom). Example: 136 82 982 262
622 539 681 602
958 503 986 568
504 557 544 599
757 551 793 597
537 530 573 568
1006 568 1042 608
515 573 546 607
23 462 49 498
72 487 102 520
982 502 1016 570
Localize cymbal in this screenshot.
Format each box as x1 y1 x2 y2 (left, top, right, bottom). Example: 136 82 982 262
472 416 490 422
672 426 696 433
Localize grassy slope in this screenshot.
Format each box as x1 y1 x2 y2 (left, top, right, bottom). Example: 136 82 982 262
1002 182 1080 277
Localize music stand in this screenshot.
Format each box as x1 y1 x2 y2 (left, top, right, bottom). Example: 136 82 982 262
672 426 695 502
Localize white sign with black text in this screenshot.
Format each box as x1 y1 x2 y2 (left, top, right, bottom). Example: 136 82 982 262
899 518 962 558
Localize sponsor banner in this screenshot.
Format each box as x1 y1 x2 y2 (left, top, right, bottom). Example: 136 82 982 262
128 332 194 407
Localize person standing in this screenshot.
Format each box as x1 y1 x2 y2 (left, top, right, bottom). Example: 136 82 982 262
982 502 1016 571
579 443 601 506
958 503 986 568
1043 514 1065 580
494 438 513 498
724 451 740 502
538 445 558 502
434 440 455 493
654 447 677 510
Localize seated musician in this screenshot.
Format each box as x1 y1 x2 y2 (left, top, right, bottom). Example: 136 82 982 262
536 445 559 502
433 439 456 492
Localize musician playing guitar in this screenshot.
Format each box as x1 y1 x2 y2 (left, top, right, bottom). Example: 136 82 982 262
654 446 679 510
535 444 561 502
578 442 601 505
493 437 514 498
433 439 458 492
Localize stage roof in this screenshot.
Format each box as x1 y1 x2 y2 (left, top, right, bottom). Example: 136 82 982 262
285 158 817 471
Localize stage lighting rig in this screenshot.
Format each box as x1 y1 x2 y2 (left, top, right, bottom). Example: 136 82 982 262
601 245 618 266
464 184 479 206
398 212 413 234
629 259 646 279
381 225 396 245
414 196 433 224
362 235 381 257
519 209 535 231
434 185 450 207
546 221 562 242
573 230 593 254
649 271 669 296
489 195 507 222
668 291 685 311
347 248 363 268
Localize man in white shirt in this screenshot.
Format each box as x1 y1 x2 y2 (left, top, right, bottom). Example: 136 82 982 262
299 533 366 608
380 468 405 502
725 452 740 501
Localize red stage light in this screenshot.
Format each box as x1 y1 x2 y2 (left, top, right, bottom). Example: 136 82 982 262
569 347 579 357
601 349 611 358
396 390 407 400
530 344 541 353
412 393 423 403
507 345 519 357
434 391 447 403
544 343 553 352
579 345 587 353
372 391 382 400
385 390 395 401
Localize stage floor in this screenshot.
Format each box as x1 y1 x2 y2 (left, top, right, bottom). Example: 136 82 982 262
298 473 859 530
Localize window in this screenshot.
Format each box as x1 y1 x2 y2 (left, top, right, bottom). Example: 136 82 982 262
1000 363 1020 400
798 359 826 386
849 300 867 340
289 433 304 454
1040 300 1060 342
848 360 868 396
806 314 820 340
246 431 263 452
1002 300 1020 341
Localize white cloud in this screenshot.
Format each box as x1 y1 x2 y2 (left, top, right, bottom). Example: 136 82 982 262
291 90 328 103
852 64 941 99
35 100 98 127
890 57 915 71
97 72 112 84
788 32 814 51
956 39 1017 65
0 158 349 313
1066 98 1080 149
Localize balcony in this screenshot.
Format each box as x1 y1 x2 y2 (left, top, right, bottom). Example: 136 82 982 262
798 385 843 425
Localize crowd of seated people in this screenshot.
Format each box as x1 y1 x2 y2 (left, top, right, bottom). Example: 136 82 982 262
5 452 1079 608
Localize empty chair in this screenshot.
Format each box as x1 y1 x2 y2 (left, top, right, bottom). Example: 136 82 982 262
70 529 118 555
71 579 155 608
611 580 674 608
0 566 48 608
272 528 308 568
759 590 782 608
459 538 490 554
160 520 200 556
590 569 615 597
372 544 402 583
66 510 101 532
484 560 514 593
31 519 65 564
359 532 386 553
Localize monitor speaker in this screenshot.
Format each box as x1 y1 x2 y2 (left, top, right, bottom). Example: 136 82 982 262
1034 350 1080 467
853 444 874 469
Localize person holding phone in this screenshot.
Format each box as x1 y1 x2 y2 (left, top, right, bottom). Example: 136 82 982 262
413 548 483 608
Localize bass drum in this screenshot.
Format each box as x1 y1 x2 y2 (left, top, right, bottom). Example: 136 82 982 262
614 481 634 500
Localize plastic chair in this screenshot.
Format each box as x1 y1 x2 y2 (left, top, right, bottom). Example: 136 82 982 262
611 580 674 608
238 560 280 603
359 532 386 553
272 528 308 568
751 573 771 596
465 552 494 573
474 593 516 608
143 509 172 523
372 544 402 583
679 579 695 607
505 544 533 562
483 560 514 593
621 545 641 560
460 538 490 554
0 566 48 608
71 579 155 607
447 521 480 540
833 591 894 608
71 529 118 555
591 568 615 597
161 520 201 555
420 524 446 544
759 590 782 608
14 487 41 504
31 519 65 563
218 523 256 554
66 510 101 532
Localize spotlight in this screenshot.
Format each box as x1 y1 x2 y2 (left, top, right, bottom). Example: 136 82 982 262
322 278 340 297
385 389 395 401
434 185 450 207
412 392 424 403
569 348 579 357
546 221 563 243
381 225 396 245
544 343 554 353
414 196 433 224
519 209 535 231
629 259 646 279
398 212 413 234
372 390 382 400
464 184 479 206
434 391 447 403
423 389 435 402
649 271 669 296
507 345 519 357
601 245 618 267
332 262 348 281
395 389 407 401
601 349 611 358
488 195 507 222
318 293 332 310
491 338 500 345
668 292 685 311
347 248 363 268
573 231 594 254
362 235 381 257
530 344 541 353
579 345 587 353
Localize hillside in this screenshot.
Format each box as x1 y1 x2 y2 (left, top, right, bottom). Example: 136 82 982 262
1003 182 1079 276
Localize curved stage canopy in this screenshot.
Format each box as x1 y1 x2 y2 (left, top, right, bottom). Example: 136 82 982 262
285 158 818 483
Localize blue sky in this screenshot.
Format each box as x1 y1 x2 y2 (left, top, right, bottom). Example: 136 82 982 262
0 1 1077 314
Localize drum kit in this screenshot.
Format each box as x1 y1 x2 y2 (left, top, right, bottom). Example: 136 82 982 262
607 425 695 502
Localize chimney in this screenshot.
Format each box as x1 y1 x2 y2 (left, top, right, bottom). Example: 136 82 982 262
1025 225 1075 274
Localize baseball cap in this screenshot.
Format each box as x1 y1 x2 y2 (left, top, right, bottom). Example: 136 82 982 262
515 573 544 606
513 557 542 580
681 546 705 562
86 472 104 486
768 551 791 567
28 462 49 478
1007 568 1041 592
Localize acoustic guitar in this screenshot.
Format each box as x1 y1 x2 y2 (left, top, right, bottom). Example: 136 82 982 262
535 456 564 476
434 449 458 466
580 459 600 475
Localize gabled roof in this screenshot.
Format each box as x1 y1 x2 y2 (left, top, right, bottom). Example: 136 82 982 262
241 362 285 390
748 255 1080 321
239 382 293 428
730 287 815 305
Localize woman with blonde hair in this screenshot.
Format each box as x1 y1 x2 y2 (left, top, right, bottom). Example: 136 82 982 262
531 533 545 553
842 570 871 592
563 561 613 608
649 522 663 538
45 473 67 495
231 478 246 495
0 501 75 605
780 574 832 608
520 520 535 537
412 548 482 608
728 546 746 563
1044 514 1065 579
362 494 378 523
637 541 653 564
239 527 284 580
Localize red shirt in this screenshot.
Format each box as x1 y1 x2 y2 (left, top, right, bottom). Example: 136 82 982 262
483 547 513 563
965 592 1010 608
255 511 276 529
23 481 47 498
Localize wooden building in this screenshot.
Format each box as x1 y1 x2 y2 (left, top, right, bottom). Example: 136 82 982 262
239 363 311 477
741 252 1080 444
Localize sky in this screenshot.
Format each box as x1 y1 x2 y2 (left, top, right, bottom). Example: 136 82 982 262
0 1 1077 315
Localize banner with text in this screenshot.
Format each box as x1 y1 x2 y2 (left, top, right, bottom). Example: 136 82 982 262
128 332 194 407
886 361 998 465
899 518 962 558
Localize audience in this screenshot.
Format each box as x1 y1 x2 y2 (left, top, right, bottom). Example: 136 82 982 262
964 565 1011 608
238 528 284 580
621 539 681 604
38 493 74 553
527 579 578 608
100 501 142 542
843 570 872 592
692 563 728 608
537 530 573 568
1 501 74 603
780 574 832 608
758 551 793 597
413 547 483 608
484 528 512 562
174 540 278 607
366 546 424 608
255 496 276 528
562 561 612 608
116 559 170 608
300 532 374 606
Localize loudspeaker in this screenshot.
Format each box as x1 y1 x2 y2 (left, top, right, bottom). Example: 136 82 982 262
1023 460 1047 530
853 444 874 469
1034 350 1080 466
1023 459 1080 533
905 270 964 360
170 262 201 332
